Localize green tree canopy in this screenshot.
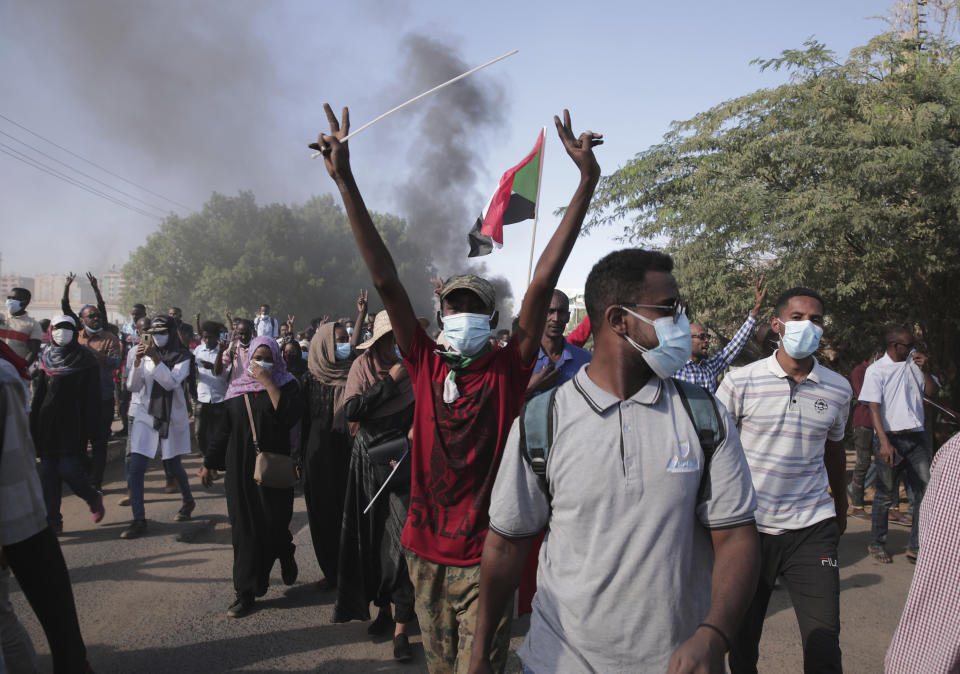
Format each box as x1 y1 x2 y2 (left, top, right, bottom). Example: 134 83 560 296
587 33 960 397
121 191 437 330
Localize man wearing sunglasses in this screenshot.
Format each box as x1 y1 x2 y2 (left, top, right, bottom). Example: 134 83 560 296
859 326 938 565
474 249 759 674
675 277 767 394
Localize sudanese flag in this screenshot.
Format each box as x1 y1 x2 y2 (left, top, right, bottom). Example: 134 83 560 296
468 127 545 257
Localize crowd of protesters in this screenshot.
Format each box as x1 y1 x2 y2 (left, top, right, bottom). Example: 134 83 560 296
0 106 957 674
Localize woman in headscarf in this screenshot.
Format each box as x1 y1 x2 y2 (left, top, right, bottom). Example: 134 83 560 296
334 311 416 662
123 315 195 539
201 336 303 618
301 292 366 589
30 315 105 533
282 339 307 380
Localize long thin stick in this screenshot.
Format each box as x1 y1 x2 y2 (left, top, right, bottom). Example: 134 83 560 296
526 126 547 288
312 49 519 157
363 449 409 515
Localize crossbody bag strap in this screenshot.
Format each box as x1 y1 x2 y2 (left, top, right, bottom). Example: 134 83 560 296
243 393 260 454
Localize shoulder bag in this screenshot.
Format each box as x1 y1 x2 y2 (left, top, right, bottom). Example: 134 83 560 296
245 393 298 489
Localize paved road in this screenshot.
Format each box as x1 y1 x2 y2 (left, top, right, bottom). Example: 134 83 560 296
9 442 915 672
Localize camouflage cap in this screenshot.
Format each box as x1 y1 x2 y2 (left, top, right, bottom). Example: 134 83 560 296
440 274 496 311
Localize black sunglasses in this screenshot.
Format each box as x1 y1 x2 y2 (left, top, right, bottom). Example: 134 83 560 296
619 299 687 324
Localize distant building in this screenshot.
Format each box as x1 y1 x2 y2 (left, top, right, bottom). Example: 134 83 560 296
101 268 126 305
0 275 34 299
2 270 126 326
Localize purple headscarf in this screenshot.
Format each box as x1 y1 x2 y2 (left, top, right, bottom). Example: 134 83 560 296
224 336 296 400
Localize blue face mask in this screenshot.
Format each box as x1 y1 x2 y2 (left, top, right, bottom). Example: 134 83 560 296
442 312 493 356
249 359 274 374
301 351 308 360
776 319 823 359
5 299 22 314
621 308 693 379
84 324 103 334
335 342 352 361
395 344 402 360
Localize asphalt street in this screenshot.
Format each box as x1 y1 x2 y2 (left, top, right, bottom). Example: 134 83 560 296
8 440 915 673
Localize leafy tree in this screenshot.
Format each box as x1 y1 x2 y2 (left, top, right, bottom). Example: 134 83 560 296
122 191 437 330
586 33 960 403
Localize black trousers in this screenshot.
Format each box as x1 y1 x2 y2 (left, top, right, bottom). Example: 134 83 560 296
87 397 114 490
729 518 841 674
117 389 131 431
194 401 226 459
4 527 89 673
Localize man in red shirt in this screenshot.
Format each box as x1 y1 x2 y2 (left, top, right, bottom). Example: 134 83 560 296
314 105 602 673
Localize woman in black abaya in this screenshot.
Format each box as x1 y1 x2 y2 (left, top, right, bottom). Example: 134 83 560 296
201 336 303 618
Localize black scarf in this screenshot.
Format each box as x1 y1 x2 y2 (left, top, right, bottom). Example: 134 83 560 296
40 328 97 377
145 315 191 439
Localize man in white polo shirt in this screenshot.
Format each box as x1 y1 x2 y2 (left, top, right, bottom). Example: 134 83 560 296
858 326 937 564
470 249 759 674
717 287 851 674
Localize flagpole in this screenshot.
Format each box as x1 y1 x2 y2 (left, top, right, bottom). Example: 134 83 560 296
525 127 547 289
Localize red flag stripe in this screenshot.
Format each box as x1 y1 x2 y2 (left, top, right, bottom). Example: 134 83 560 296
479 129 545 244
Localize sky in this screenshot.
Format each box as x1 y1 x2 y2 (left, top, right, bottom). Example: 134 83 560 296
0 0 895 303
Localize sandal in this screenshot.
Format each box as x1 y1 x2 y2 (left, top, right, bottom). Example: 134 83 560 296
906 549 918 564
868 545 892 564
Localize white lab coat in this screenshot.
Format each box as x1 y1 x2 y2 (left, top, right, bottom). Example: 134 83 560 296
126 357 192 460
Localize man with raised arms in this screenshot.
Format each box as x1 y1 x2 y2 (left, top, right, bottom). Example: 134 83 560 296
314 104 601 673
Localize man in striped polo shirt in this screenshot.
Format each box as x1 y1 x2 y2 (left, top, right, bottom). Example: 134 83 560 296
717 287 852 674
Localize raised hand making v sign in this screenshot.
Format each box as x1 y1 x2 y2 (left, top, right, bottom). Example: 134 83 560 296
313 102 602 674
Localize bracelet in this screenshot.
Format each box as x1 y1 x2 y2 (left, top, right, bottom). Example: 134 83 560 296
698 622 732 652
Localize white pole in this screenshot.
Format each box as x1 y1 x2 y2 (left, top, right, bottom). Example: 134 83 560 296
526 127 547 289
312 49 519 157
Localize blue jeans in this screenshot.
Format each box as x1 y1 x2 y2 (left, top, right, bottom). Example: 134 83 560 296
127 453 192 521
125 418 173 479
870 432 930 553
37 456 100 527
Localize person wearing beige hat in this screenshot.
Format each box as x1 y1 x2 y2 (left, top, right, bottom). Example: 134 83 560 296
316 103 602 673
335 311 417 662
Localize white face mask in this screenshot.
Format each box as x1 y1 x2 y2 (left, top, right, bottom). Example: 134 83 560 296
621 308 692 379
153 334 170 348
441 312 494 356
335 342 352 360
776 319 823 359
52 329 74 346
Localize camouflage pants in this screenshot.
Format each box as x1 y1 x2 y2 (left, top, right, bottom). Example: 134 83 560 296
405 551 513 674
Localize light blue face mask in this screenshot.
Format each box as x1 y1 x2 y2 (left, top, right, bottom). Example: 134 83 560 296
5 299 22 314
394 344 402 360
441 312 493 356
250 359 274 374
335 342 352 361
84 324 103 334
301 351 308 360
776 319 823 359
621 308 692 379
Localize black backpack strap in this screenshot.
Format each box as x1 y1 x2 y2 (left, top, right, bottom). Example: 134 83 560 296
519 387 558 482
672 379 725 501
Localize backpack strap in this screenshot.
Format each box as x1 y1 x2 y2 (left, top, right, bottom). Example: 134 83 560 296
519 387 559 481
671 379 725 501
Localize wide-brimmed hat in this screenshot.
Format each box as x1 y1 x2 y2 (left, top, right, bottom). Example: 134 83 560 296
356 311 394 351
